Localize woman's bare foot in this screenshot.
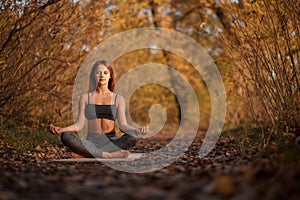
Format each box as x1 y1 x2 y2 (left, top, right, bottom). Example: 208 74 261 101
102 150 129 159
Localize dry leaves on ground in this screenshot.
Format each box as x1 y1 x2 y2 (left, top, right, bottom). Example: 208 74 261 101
0 132 299 200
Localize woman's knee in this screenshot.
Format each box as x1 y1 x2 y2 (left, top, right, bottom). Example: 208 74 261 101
122 132 138 148
61 132 72 144
128 134 138 145
60 132 93 157
60 132 80 147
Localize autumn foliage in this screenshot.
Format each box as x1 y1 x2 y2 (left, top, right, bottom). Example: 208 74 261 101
1 0 299 139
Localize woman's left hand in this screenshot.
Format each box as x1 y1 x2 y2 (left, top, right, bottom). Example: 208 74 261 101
135 125 149 137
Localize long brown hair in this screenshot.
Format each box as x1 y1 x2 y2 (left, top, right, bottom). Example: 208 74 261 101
89 60 115 92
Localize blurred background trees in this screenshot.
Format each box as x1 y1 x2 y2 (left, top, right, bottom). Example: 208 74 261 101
1 0 299 141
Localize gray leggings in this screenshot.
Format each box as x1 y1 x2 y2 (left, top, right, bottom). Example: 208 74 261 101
61 132 138 158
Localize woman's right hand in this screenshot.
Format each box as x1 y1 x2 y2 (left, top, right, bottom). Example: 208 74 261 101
48 123 61 135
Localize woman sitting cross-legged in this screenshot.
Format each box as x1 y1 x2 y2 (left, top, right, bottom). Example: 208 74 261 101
49 60 149 158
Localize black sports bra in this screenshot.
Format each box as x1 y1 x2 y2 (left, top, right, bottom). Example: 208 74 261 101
85 94 117 121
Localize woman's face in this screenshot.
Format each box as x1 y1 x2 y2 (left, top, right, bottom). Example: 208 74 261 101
94 64 111 86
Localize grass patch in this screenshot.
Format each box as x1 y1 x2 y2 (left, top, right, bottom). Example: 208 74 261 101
223 123 299 157
0 126 61 154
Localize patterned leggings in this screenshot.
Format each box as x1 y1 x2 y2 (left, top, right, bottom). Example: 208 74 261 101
60 132 138 158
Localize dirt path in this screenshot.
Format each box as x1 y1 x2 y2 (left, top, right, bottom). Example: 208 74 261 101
0 132 299 200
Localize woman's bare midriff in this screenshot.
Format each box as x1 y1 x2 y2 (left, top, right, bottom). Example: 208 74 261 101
87 118 115 134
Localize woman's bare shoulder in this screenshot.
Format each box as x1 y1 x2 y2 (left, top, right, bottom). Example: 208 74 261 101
115 93 125 101
78 93 89 103
114 93 125 106
81 93 89 98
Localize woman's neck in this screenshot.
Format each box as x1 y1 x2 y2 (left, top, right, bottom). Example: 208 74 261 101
96 86 111 94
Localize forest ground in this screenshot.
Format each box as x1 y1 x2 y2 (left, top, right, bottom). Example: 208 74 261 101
0 130 299 200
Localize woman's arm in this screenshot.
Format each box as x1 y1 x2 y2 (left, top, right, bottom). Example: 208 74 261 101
116 95 149 136
49 94 87 134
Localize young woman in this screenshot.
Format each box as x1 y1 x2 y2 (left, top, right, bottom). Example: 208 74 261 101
49 60 149 158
